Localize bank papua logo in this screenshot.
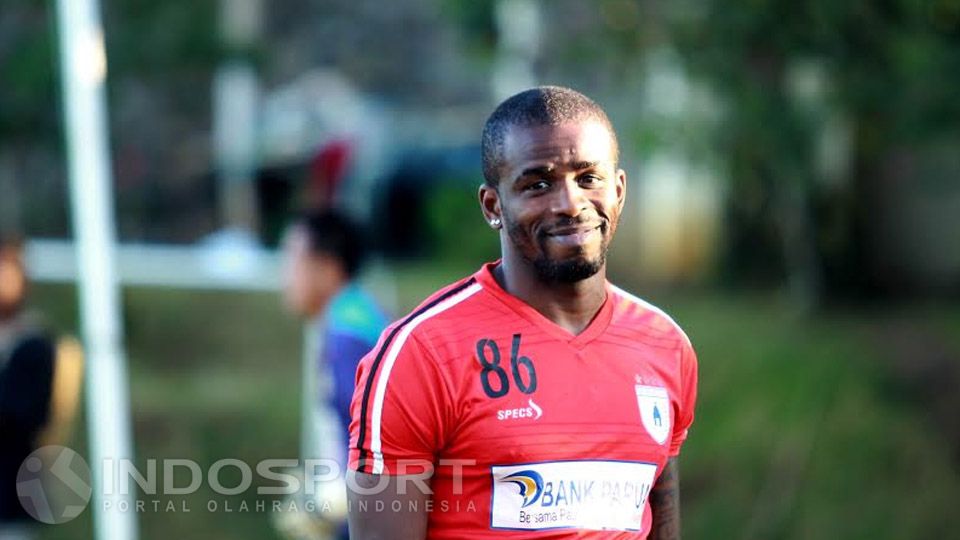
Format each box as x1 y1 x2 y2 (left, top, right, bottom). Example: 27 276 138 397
16 445 92 524
501 470 544 508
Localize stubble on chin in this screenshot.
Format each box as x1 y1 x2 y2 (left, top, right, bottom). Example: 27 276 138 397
532 255 604 283
504 217 610 284
534 233 608 284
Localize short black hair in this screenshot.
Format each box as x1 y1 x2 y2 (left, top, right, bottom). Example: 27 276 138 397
481 86 618 187
294 209 367 279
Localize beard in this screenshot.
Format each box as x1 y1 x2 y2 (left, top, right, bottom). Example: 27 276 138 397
532 252 605 283
505 218 609 284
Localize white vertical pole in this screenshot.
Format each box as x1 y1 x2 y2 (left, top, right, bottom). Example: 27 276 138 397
214 0 262 231
212 61 260 231
53 1 137 539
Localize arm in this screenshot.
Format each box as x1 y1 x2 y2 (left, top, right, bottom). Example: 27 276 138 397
347 470 430 540
648 457 682 540
346 331 448 540
652 335 697 538
38 336 84 446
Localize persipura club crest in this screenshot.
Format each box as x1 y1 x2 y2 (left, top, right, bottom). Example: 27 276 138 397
634 384 670 445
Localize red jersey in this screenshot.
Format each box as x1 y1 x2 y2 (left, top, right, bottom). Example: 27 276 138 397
349 262 698 538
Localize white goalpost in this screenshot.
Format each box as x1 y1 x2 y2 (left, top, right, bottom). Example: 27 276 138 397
53 0 137 538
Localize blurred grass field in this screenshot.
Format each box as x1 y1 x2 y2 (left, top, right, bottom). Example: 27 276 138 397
27 261 960 540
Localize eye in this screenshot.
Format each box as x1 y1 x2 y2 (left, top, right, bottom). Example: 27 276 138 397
524 180 550 192
580 174 604 187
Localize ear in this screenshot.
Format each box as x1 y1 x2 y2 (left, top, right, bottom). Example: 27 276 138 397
478 183 502 226
615 168 627 213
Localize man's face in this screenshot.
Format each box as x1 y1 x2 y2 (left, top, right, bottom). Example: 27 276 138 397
281 226 337 317
482 120 626 283
0 255 26 319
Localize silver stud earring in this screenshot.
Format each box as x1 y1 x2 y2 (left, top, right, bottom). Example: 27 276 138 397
490 218 501 228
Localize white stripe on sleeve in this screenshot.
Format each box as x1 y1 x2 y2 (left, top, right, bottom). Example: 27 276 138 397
370 282 483 474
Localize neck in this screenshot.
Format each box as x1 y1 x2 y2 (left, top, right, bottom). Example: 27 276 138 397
494 251 607 336
307 279 349 320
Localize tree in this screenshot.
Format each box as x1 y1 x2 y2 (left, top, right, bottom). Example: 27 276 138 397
667 0 960 301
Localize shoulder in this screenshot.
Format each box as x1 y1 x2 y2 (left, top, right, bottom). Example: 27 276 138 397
352 275 488 421
327 284 389 344
365 274 487 362
393 274 486 335
607 283 693 350
3 329 56 365
0 331 56 394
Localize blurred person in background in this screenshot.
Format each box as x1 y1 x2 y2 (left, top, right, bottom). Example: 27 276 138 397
274 210 388 540
0 236 83 540
346 86 698 539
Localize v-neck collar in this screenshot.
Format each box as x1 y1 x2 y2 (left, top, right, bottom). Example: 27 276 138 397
474 260 614 348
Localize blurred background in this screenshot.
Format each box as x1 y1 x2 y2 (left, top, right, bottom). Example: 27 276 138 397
2 0 960 538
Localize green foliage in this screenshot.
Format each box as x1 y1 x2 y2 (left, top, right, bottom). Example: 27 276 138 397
669 0 960 143
423 180 500 267
436 0 497 60
30 285 301 540
105 0 224 76
654 0 960 293
0 1 58 141
660 293 960 538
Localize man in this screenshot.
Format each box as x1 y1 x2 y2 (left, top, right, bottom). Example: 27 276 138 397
347 86 698 539
0 236 83 539
278 211 388 540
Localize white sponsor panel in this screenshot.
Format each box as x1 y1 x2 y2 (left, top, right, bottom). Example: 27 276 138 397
490 460 657 531
635 385 671 445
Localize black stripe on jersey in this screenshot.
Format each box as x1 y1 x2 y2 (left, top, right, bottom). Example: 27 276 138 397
355 277 477 473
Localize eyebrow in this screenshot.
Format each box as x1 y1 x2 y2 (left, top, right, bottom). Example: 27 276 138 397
518 165 555 179
572 160 601 170
516 161 602 181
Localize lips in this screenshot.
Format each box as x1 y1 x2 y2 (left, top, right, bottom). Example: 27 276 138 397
546 224 601 237
543 223 602 248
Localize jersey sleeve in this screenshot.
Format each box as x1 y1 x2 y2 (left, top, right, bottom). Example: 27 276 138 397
348 331 451 475
323 329 378 441
669 339 698 457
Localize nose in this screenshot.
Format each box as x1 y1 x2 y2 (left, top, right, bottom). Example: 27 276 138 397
550 177 588 218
